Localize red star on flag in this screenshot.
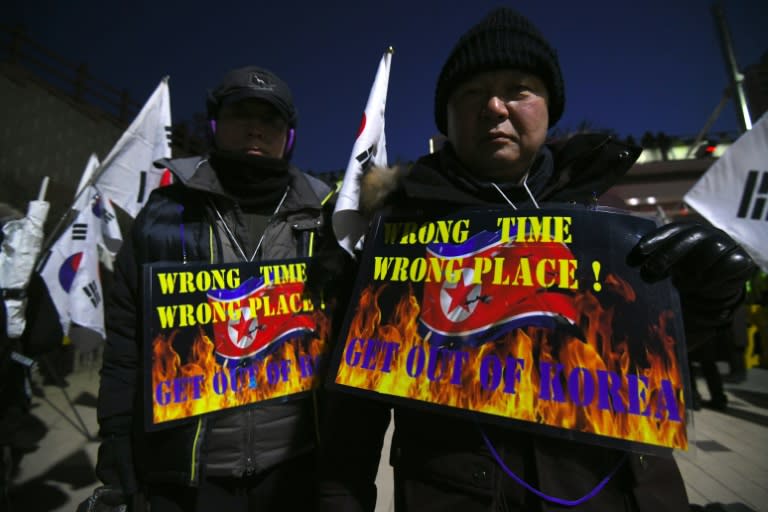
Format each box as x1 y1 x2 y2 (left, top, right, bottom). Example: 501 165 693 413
232 312 256 343
444 275 475 314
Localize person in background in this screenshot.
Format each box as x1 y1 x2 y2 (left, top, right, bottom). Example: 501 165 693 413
689 333 729 411
724 303 748 383
311 7 756 512
80 66 331 512
1 204 62 511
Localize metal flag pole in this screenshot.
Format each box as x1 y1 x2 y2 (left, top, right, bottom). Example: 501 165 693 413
711 2 752 133
686 88 732 158
37 351 96 441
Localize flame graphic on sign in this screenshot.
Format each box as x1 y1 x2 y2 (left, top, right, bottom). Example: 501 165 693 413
151 311 329 425
335 274 688 450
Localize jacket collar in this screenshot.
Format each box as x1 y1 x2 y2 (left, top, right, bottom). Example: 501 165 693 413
402 143 554 207
541 133 641 202
400 133 640 206
154 156 325 214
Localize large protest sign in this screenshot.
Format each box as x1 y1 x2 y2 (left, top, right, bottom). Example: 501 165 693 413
143 258 328 430
327 207 691 452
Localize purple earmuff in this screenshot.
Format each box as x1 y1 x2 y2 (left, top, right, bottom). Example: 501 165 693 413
285 128 295 153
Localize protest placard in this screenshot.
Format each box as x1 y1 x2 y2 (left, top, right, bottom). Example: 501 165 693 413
142 258 328 430
327 207 692 452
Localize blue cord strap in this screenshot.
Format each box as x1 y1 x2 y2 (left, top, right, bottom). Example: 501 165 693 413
479 427 628 507
179 205 187 264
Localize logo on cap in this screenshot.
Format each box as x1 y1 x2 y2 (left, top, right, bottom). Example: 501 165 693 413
249 72 275 91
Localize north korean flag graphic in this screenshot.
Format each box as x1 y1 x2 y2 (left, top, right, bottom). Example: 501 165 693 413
207 276 315 361
419 228 578 348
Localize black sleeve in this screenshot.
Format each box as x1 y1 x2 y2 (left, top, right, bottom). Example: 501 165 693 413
306 200 355 312
317 393 392 512
97 218 141 434
308 195 397 511
20 272 63 357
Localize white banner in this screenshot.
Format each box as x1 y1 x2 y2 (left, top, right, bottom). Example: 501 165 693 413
333 49 392 256
684 113 768 272
96 77 172 218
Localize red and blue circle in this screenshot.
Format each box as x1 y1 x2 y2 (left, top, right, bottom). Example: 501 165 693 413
58 252 83 292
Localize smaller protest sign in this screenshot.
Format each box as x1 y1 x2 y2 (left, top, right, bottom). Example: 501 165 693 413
142 258 328 430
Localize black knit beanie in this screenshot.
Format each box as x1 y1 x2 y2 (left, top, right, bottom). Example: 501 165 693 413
434 7 565 134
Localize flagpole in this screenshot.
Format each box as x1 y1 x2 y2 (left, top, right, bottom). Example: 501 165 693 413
711 2 752 132
37 176 49 201
38 75 171 259
686 88 732 158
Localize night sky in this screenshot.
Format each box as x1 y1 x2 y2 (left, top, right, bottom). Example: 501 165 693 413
6 0 767 173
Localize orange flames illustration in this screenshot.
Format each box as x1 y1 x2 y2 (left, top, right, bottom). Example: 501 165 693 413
151 311 328 425
336 275 688 450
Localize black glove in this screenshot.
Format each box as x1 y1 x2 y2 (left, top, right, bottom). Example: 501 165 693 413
306 244 354 302
75 484 127 512
626 222 756 335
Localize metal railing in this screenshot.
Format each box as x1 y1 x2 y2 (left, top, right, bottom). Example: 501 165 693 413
0 24 209 156
0 24 141 124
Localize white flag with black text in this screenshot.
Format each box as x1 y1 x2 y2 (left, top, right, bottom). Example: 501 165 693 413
684 112 768 271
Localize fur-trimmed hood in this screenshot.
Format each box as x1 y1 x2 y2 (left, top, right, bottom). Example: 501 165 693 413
358 164 409 218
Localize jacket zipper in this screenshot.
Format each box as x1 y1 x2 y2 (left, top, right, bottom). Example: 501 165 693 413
245 408 255 475
189 417 204 484
189 224 217 485
191 200 324 480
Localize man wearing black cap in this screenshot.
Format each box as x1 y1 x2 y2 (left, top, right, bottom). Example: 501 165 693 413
313 7 755 512
83 66 331 511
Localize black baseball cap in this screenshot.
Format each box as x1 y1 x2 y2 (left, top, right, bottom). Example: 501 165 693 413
207 66 297 127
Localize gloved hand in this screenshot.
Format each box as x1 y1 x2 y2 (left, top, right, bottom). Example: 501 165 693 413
75 485 128 512
79 432 137 512
626 222 756 336
304 210 357 314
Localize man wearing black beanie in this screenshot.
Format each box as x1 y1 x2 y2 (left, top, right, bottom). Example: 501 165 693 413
82 66 332 511
314 7 755 512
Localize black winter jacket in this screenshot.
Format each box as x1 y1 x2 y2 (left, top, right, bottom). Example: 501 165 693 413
316 134 690 512
97 156 331 487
